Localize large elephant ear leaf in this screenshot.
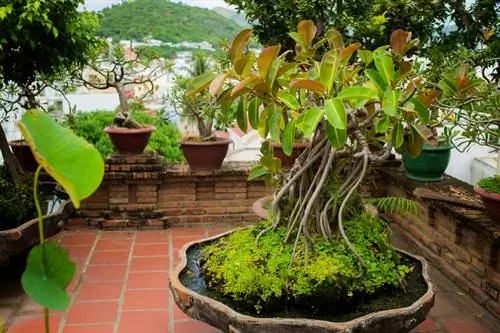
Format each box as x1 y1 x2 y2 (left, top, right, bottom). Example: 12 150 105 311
18 110 104 208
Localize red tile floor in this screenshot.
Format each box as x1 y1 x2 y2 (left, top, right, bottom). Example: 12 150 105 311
1 225 499 333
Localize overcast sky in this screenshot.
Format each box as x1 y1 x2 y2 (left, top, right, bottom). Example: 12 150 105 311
84 0 231 11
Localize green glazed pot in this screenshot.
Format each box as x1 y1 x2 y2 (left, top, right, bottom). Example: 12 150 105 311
402 144 452 182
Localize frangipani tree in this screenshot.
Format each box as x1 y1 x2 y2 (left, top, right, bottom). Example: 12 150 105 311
189 20 489 271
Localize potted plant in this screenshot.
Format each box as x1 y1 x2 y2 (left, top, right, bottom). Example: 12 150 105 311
475 175 500 224
167 53 234 170
169 22 447 332
79 43 169 154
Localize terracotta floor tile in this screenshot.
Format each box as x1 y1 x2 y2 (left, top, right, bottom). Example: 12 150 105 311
414 317 440 332
66 301 118 324
61 234 97 246
173 237 204 250
62 324 115 333
84 265 127 282
171 227 206 238
133 244 169 257
127 271 169 289
130 257 169 272
118 310 169 333
100 231 134 239
135 232 169 244
75 282 123 302
123 290 169 310
90 251 130 265
7 314 62 333
66 245 93 260
440 319 494 333
174 320 222 333
95 239 132 252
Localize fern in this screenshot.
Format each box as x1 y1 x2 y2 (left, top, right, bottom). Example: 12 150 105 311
368 197 422 216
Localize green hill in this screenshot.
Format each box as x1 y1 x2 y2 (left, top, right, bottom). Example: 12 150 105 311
212 6 250 27
97 0 243 44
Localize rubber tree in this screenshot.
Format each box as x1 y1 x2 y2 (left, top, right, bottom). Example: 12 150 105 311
0 0 100 184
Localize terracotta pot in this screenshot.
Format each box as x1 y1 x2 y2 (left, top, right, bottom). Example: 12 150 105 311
9 140 38 173
104 126 155 154
180 138 232 171
170 230 435 333
272 142 309 169
474 187 500 224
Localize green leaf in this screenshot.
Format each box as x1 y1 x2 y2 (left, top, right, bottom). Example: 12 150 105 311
302 107 324 138
410 97 430 124
258 45 281 78
358 50 373 64
248 98 260 129
18 110 104 208
278 92 300 110
338 87 378 102
324 98 346 130
269 107 282 142
326 123 347 148
248 166 270 180
186 72 216 96
373 50 395 84
382 89 400 116
392 123 404 148
236 97 247 132
258 108 271 138
289 32 306 50
21 241 76 310
297 20 317 47
319 50 340 94
230 28 252 63
365 69 388 92
282 119 296 156
266 57 283 89
375 116 391 133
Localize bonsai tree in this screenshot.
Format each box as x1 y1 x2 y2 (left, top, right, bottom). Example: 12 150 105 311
0 0 99 184
187 21 491 314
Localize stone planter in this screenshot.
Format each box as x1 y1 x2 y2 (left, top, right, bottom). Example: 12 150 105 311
0 199 74 266
170 229 435 333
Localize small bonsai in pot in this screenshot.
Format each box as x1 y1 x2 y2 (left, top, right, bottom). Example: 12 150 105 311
167 53 235 170
79 43 169 154
475 175 500 224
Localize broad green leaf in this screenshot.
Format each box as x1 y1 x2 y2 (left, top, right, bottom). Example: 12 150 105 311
366 69 388 92
248 166 270 180
382 89 400 116
410 97 430 124
324 98 346 130
231 76 262 97
289 32 306 50
278 92 300 110
375 116 391 133
326 123 347 148
438 75 458 96
258 108 271 138
298 20 317 47
373 50 395 84
412 124 437 146
358 50 373 65
186 72 216 96
320 50 340 94
209 73 227 96
269 107 282 142
248 98 260 129
302 107 324 138
242 52 256 78
234 54 251 75
258 45 281 78
282 119 296 156
230 28 252 63
266 57 283 88
291 80 325 93
18 111 104 208
236 97 247 132
21 241 76 310
392 123 404 148
325 28 344 50
338 87 378 102
276 62 298 78
405 127 424 158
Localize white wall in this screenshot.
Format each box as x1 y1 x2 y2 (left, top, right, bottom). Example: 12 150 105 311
446 143 496 185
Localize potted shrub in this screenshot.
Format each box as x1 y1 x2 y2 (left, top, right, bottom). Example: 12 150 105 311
475 175 500 224
167 53 234 170
169 22 447 332
79 43 169 154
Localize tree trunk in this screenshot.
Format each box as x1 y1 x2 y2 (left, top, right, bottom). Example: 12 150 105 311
0 124 22 185
116 82 129 116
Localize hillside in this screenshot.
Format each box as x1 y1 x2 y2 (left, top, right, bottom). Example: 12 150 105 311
212 6 250 27
97 0 243 44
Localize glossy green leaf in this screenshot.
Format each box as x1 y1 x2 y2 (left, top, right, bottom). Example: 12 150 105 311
302 107 324 138
278 92 300 110
382 89 400 116
326 123 347 148
230 28 252 63
405 127 424 158
18 110 104 208
258 108 271 138
289 32 306 50
248 98 260 129
319 50 340 94
392 123 404 148
412 124 437 146
366 69 388 92
338 87 378 102
269 107 282 142
282 119 296 156
373 50 395 84
248 165 270 180
375 116 391 133
324 98 346 130
236 97 247 132
298 20 317 47
186 72 216 96
358 50 373 64
266 57 283 89
21 241 76 310
410 97 430 124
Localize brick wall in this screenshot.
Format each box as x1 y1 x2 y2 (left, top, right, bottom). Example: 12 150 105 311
377 167 500 319
69 153 272 229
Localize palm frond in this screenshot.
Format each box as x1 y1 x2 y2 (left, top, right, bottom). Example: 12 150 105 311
368 197 423 216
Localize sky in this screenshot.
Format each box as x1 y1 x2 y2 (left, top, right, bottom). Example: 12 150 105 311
84 0 231 11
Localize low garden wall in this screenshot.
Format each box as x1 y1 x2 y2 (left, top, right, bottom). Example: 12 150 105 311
69 152 272 229
375 167 500 319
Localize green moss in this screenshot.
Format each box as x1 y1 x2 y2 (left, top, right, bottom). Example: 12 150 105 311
202 214 411 312
478 175 500 194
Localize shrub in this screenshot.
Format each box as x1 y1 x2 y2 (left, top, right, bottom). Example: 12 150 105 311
478 175 500 194
64 110 183 161
202 214 411 312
